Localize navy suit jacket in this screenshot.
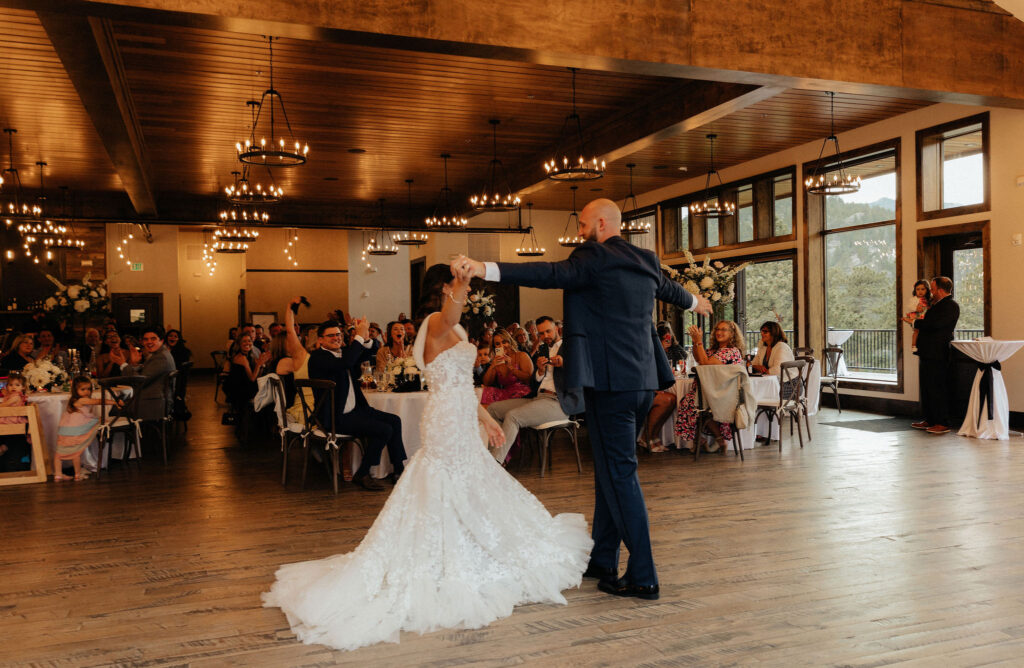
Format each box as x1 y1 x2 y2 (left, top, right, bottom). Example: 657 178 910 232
497 236 695 414
914 296 960 361
307 340 379 425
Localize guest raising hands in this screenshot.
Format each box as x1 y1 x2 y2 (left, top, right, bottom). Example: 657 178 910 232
376 321 406 374
674 321 746 452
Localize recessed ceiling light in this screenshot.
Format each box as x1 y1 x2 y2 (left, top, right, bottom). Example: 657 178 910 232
324 177 338 181
653 165 667 170
347 148 366 154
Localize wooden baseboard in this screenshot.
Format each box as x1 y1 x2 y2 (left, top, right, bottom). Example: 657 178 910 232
819 393 919 417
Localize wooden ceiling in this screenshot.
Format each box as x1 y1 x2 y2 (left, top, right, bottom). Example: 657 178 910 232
0 7 937 226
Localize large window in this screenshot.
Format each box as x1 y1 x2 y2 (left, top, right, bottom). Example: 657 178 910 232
736 255 797 352
660 167 796 255
813 142 901 385
916 112 989 220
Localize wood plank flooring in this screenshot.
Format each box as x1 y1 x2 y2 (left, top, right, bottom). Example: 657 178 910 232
3 376 1024 667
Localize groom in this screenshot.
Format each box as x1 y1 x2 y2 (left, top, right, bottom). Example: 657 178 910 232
454 198 711 600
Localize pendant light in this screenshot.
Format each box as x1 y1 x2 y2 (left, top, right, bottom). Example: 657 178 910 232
426 153 468 227
42 186 86 252
3 129 41 225
558 185 586 247
469 119 520 211
620 163 650 236
805 91 861 195
689 134 735 220
366 199 399 256
543 68 606 181
515 203 545 256
394 179 428 246
235 37 309 167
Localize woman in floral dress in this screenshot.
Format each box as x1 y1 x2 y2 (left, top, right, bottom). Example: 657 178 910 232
674 320 746 451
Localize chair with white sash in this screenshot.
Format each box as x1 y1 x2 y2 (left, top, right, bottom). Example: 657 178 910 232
294 378 364 495
96 376 146 478
269 375 305 485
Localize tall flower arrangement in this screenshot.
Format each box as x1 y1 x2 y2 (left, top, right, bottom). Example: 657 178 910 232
462 290 496 338
661 250 749 321
43 273 112 321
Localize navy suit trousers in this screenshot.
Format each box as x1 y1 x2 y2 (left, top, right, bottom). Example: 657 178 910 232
584 388 656 587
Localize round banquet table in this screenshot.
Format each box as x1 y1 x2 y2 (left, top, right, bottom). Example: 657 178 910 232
827 329 854 376
951 339 1024 440
26 388 133 471
659 374 782 450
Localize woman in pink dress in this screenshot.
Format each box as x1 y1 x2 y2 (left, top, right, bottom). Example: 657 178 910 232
674 321 746 451
479 330 533 406
55 376 104 481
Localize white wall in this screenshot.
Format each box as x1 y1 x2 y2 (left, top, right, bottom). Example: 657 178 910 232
346 231 411 325
105 225 181 329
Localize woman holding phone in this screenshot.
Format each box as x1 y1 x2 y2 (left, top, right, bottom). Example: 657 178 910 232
479 329 533 405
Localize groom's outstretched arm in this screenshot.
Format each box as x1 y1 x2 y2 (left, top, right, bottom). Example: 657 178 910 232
454 245 597 291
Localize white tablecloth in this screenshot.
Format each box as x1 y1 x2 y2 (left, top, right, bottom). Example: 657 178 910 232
659 375 780 450
828 330 854 376
952 339 1024 440
26 389 132 470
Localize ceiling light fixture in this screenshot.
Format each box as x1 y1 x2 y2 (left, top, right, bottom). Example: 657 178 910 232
543 68 605 181
558 185 586 247
235 37 309 167
283 228 299 267
426 153 467 227
515 203 545 256
225 163 282 204
2 129 41 225
366 199 399 256
470 119 521 211
689 134 736 220
620 163 650 236
394 178 428 246
42 186 86 252
805 91 861 196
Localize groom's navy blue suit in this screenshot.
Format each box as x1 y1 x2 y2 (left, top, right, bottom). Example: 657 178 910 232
495 235 695 587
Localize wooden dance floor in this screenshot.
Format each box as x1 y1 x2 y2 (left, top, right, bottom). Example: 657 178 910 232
4 376 1024 666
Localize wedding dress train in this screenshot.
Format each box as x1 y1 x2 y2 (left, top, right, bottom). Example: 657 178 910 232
262 316 591 651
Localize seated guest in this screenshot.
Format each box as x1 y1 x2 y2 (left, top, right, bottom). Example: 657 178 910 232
308 319 406 490
301 324 319 353
33 328 61 361
164 329 192 369
368 322 383 345
0 335 36 375
281 297 312 424
473 345 491 386
640 324 687 452
674 321 746 452
480 330 533 406
268 322 284 338
226 333 270 415
480 328 493 349
268 332 296 409
513 327 532 354
254 324 270 351
487 315 568 463
375 321 406 373
226 327 238 353
118 326 177 421
750 321 794 377
402 319 416 344
77 327 102 372
95 330 132 379
0 372 29 472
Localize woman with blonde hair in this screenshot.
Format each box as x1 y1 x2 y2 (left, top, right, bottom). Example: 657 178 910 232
674 320 746 452
480 329 533 405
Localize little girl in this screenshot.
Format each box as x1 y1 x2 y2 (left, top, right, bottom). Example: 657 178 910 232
55 375 102 481
906 280 932 353
0 373 29 470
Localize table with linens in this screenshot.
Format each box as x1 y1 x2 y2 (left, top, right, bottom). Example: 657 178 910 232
827 329 854 376
952 339 1024 440
27 387 134 471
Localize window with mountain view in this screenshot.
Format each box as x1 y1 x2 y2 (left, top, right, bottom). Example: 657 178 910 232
820 146 899 383
917 113 989 220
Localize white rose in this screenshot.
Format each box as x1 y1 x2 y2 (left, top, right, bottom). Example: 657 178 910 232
712 292 721 302
406 368 419 376
98 287 107 297
391 365 402 375
683 280 699 294
74 299 90 312
67 286 82 299
470 294 480 302
59 297 68 306
483 306 492 316
472 306 479 314
45 297 57 309
404 358 417 368
713 261 724 269
89 290 98 298
699 277 715 289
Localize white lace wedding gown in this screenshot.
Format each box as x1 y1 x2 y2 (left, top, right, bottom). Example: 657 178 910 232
262 315 592 651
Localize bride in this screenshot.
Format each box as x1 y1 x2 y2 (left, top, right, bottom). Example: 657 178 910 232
263 263 592 651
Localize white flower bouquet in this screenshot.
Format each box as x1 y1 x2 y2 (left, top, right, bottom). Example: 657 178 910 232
462 289 497 338
23 358 70 393
661 250 749 306
388 355 422 392
44 273 111 321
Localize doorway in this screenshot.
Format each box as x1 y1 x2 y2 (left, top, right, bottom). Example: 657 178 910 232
410 258 426 316
917 221 989 337
111 293 163 337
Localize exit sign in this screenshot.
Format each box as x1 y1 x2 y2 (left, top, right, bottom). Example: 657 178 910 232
130 262 143 271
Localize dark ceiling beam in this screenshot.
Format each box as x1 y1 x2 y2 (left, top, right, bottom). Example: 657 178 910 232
508 81 785 199
9 0 1024 108
35 11 158 216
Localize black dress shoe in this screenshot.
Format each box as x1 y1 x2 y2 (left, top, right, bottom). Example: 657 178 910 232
582 564 618 582
597 577 660 600
385 470 402 484
352 474 385 491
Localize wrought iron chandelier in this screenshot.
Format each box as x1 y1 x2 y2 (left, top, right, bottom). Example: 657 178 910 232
3 129 41 225
470 119 520 211
558 185 586 247
805 91 861 196
689 134 736 220
17 163 71 262
42 186 86 252
426 153 467 227
394 179 428 246
515 203 545 256
366 199 399 256
543 68 605 181
225 164 282 204
620 163 650 236
235 37 309 167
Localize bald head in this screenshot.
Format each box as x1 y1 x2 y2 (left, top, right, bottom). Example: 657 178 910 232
579 198 622 243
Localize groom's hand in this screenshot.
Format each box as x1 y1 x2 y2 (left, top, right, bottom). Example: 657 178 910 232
452 255 486 279
693 295 713 316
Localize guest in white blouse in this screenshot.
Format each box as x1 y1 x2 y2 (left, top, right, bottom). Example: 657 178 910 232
750 321 794 376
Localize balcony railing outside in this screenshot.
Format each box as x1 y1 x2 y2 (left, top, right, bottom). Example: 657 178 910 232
743 328 985 373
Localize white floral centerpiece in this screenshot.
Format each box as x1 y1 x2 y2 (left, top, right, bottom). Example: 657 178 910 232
388 355 422 391
43 273 112 321
462 289 496 338
662 250 749 308
23 358 70 393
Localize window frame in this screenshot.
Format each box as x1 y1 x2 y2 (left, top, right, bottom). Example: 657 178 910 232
658 165 797 258
915 112 990 221
729 249 800 347
803 137 904 393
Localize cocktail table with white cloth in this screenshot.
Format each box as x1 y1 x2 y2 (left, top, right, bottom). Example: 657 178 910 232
827 329 854 376
952 339 1024 440
27 386 134 470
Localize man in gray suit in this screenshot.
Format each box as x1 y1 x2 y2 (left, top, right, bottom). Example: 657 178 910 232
122 325 175 421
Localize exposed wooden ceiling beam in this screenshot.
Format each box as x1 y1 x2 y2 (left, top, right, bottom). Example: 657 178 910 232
36 11 158 216
507 81 785 199
10 0 1024 108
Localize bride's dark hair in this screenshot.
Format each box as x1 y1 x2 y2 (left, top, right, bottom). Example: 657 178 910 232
416 263 456 318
